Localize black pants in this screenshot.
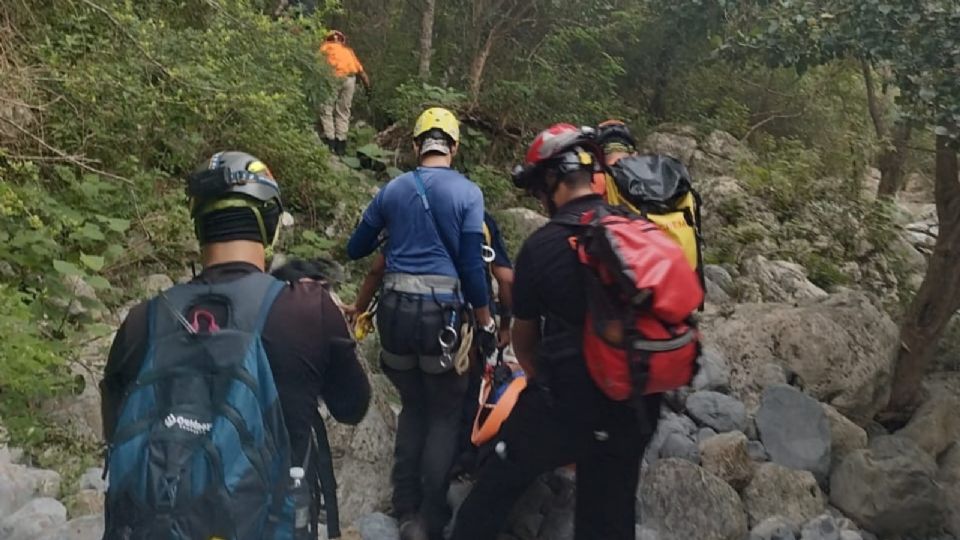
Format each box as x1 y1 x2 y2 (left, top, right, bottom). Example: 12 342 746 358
383 360 469 538
451 383 655 540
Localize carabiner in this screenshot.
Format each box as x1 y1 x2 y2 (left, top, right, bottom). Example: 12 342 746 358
481 245 496 264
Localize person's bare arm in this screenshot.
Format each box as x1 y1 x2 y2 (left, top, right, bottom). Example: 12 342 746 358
493 265 514 346
511 318 539 378
358 70 371 90
356 253 385 312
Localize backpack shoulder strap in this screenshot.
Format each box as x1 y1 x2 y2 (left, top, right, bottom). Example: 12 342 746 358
412 169 459 260
151 273 284 336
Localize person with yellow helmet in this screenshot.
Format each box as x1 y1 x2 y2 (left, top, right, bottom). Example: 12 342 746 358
319 30 370 156
347 108 497 540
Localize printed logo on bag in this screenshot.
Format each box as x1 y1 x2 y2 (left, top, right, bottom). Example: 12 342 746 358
164 413 213 435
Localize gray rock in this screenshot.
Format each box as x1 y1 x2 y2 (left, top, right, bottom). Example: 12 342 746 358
692 347 731 392
78 467 106 493
750 516 798 540
821 404 867 464
744 463 825 529
142 274 174 295
639 458 748 540
498 208 549 241
686 391 748 433
355 512 400 540
35 515 104 540
645 410 697 465
699 431 754 490
660 431 700 463
703 264 735 293
756 385 831 484
705 277 732 304
939 443 960 537
636 525 661 540
838 532 862 540
322 353 397 525
740 256 829 303
0 462 62 515
697 427 718 444
830 436 944 537
700 291 898 421
68 489 103 518
643 130 699 165
896 394 960 458
748 441 769 462
0 497 67 540
799 514 841 540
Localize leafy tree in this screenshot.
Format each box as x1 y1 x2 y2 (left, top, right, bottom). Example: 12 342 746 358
719 0 960 411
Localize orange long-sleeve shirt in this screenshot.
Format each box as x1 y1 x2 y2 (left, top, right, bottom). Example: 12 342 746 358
320 42 364 77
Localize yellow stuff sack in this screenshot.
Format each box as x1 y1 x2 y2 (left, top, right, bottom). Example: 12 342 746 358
602 155 703 274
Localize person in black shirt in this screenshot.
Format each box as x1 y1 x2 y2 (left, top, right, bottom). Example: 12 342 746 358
101 152 370 538
452 125 660 540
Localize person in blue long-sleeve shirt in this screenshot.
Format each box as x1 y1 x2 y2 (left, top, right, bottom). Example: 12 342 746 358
346 107 496 540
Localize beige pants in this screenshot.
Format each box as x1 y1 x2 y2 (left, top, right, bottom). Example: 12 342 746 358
321 75 357 141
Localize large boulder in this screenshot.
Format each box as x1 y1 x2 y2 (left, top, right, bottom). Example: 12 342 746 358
830 436 944 536
821 405 867 465
799 514 842 540
940 443 960 537
692 346 732 392
0 461 62 516
638 458 748 540
645 409 698 466
698 431 754 490
739 256 828 304
756 385 831 484
895 394 960 459
750 516 798 540
35 515 104 540
0 497 67 540
497 208 548 243
702 291 898 421
685 391 748 433
743 463 825 529
323 357 397 524
643 127 700 165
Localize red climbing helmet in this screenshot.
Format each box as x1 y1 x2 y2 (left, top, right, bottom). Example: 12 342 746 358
513 124 602 191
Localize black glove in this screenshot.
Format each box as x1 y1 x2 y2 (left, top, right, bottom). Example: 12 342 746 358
477 319 498 360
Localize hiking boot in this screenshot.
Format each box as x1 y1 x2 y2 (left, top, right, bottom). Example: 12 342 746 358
398 515 429 540
321 137 335 152
334 139 347 156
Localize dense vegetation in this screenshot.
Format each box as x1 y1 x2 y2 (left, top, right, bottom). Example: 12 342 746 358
0 0 957 456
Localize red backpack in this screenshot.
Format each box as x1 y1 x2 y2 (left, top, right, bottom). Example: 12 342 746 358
555 205 703 398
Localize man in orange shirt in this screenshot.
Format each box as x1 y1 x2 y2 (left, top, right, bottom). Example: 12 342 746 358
319 30 371 155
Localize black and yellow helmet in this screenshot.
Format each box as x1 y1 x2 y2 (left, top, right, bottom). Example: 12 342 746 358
186 151 283 246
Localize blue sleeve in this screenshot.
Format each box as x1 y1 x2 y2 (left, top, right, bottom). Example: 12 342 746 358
462 185 484 234
347 220 381 260
457 231 489 309
347 191 386 260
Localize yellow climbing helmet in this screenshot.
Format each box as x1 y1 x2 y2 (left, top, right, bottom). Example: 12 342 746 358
413 107 461 144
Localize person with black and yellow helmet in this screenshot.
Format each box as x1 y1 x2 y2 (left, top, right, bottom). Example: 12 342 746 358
347 108 497 540
101 151 371 539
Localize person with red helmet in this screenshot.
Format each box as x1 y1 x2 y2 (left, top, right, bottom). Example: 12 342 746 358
451 124 661 540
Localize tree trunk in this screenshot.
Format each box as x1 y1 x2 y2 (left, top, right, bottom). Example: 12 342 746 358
417 0 436 80
887 134 960 412
876 121 913 198
468 26 497 106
